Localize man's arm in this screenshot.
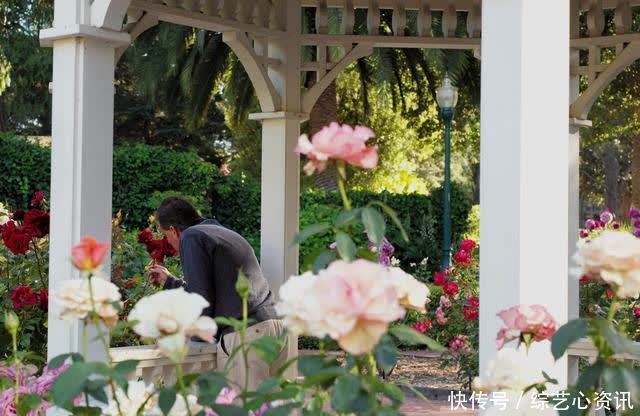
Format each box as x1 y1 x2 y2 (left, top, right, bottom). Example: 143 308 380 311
179 232 215 314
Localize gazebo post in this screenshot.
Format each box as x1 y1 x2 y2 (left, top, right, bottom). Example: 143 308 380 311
40 4 130 361
479 0 569 388
249 1 303 299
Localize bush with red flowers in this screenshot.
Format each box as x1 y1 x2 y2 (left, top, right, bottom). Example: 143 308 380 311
0 192 52 356
399 238 479 389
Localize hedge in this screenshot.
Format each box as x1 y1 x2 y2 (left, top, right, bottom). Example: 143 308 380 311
0 134 215 228
0 134 473 273
210 173 473 273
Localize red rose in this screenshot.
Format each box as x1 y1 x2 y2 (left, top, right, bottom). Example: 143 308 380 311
635 307 640 319
460 239 476 252
605 289 614 299
38 289 48 311
463 306 479 321
23 209 50 238
1 222 31 255
453 250 471 267
11 286 37 309
433 272 446 286
443 281 459 297
31 191 46 208
146 236 176 264
469 297 480 308
138 229 153 244
411 320 432 334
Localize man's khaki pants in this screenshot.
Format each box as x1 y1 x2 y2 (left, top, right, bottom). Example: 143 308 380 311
216 319 298 391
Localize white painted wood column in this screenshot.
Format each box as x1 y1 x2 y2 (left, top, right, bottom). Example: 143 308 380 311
249 113 302 298
568 0 582 384
480 0 569 388
249 0 303 298
40 14 130 360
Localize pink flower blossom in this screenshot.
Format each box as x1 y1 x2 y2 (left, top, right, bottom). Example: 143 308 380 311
460 239 476 252
411 320 432 334
600 210 614 225
215 387 238 405
436 306 448 325
634 307 640 319
440 295 452 309
496 305 557 350
449 335 470 354
295 122 378 175
630 208 640 219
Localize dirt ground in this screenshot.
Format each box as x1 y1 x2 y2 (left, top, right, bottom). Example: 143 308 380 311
389 352 464 390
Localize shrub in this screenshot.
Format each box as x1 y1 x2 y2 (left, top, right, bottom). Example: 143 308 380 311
0 135 216 228
0 133 51 209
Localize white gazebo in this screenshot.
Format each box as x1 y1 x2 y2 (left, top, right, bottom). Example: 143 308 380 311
40 0 640 386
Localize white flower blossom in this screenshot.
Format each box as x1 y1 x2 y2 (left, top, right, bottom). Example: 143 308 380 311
105 381 156 416
55 276 122 328
386 267 430 313
128 288 217 362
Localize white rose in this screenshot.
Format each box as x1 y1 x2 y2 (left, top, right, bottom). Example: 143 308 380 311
576 231 640 276
105 381 156 416
55 277 122 328
128 288 217 362
602 269 640 299
386 267 430 313
0 203 10 226
472 348 545 392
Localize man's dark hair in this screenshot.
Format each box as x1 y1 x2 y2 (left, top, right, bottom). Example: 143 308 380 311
156 197 203 232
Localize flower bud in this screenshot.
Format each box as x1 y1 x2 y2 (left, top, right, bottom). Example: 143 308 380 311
4 310 19 334
235 270 251 300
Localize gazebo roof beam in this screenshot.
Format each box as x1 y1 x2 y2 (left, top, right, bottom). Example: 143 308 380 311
128 0 284 36
300 33 479 49
300 0 476 10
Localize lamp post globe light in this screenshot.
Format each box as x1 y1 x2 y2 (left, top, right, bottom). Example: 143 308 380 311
436 73 458 269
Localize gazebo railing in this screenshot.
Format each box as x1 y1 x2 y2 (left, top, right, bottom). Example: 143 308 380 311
110 343 217 384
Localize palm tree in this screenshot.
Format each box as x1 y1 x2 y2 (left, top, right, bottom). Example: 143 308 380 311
121 8 480 187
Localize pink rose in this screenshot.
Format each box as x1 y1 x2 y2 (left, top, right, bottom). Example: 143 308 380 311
496 305 557 350
215 387 238 405
276 260 405 355
449 335 469 354
295 122 378 175
440 295 452 309
436 306 448 325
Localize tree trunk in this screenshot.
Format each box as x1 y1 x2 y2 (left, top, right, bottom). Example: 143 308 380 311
632 135 640 209
601 141 622 216
309 80 338 191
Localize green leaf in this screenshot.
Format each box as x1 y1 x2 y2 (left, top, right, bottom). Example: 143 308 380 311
17 394 41 416
264 403 299 416
331 374 361 410
355 247 378 262
370 201 409 242
551 319 588 360
196 372 227 405
334 208 362 227
389 325 446 351
257 377 280 394
374 336 398 374
208 405 247 416
576 360 605 393
113 359 139 375
86 379 109 404
592 318 640 358
214 317 248 331
302 367 345 387
298 355 339 377
361 207 385 246
48 353 84 370
312 250 337 274
601 365 640 402
251 336 284 365
159 387 177 415
50 362 92 406
69 407 102 416
292 223 331 245
335 231 357 261
331 374 369 413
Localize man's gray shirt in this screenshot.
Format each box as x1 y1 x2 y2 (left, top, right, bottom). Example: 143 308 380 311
163 219 277 338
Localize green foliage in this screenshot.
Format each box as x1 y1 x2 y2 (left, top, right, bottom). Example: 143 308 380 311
0 133 51 209
0 136 216 228
210 173 473 274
